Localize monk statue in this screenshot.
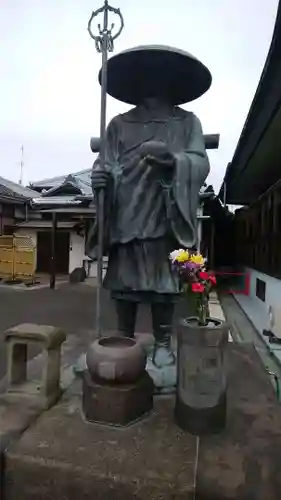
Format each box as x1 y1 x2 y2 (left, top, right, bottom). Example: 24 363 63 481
86 45 211 369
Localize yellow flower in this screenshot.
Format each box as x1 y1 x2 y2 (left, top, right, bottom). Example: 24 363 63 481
174 249 189 263
189 253 205 266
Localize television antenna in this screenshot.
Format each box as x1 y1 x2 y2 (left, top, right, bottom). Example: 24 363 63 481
19 144 24 185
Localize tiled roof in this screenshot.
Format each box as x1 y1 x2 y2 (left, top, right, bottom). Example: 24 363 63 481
0 184 16 198
31 169 92 196
0 175 38 200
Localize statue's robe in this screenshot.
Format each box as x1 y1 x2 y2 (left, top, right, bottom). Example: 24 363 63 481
86 104 210 302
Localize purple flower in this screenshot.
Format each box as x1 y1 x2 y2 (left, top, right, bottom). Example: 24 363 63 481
183 262 201 272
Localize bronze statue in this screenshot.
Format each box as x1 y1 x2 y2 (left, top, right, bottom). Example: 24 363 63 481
87 45 211 367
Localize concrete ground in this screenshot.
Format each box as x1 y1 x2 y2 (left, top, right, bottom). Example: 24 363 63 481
5 343 281 500
2 284 281 498
0 280 193 381
0 282 139 381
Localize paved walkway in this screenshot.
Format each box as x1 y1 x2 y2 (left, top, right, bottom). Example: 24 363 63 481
0 281 194 381
220 293 281 396
0 283 144 381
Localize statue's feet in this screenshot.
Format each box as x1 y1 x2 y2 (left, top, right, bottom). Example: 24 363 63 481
152 345 176 369
146 344 177 395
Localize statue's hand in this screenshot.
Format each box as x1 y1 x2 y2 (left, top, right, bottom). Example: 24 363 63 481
139 140 169 158
91 168 110 190
146 153 175 170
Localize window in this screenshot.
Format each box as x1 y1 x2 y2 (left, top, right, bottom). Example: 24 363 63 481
2 203 14 218
256 278 266 302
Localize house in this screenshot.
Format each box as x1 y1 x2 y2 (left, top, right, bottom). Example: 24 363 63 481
22 169 96 276
219 0 281 348
0 171 95 278
0 175 38 235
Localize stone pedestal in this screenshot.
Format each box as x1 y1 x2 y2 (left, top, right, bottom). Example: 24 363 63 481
5 324 66 409
175 317 228 434
82 371 154 426
175 390 227 435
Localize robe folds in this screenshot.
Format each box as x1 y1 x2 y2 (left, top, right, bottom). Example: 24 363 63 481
86 105 210 299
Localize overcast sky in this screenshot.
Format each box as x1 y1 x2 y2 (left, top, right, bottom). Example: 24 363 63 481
0 0 279 191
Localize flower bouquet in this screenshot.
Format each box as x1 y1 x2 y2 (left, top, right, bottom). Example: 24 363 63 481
171 249 227 435
170 249 216 326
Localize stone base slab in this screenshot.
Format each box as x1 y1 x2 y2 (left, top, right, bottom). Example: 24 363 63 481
4 382 63 410
4 389 197 499
5 345 281 499
82 370 154 426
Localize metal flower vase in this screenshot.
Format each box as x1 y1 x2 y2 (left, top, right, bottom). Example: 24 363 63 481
175 316 228 435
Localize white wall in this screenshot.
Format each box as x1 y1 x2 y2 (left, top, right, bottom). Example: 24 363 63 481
235 267 281 337
88 261 97 278
87 259 107 278
69 232 86 273
68 232 107 277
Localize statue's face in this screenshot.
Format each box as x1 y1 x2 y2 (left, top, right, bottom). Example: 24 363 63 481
136 78 170 106
141 97 164 108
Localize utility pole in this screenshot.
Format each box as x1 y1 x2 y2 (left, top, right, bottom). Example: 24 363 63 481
50 211 57 290
19 144 24 185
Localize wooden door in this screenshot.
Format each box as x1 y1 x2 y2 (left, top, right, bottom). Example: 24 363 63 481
36 231 70 274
